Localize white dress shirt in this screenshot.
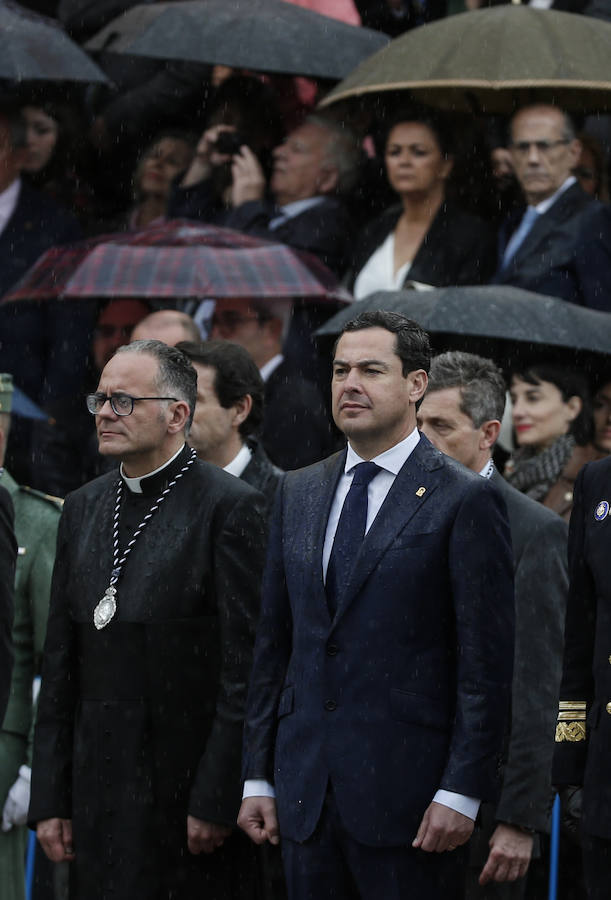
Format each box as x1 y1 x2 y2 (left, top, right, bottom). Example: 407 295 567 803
223 443 252 478
259 354 284 383
353 231 412 301
0 178 21 237
244 428 480 820
322 428 420 578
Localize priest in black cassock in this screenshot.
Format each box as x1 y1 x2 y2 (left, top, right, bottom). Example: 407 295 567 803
28 340 268 899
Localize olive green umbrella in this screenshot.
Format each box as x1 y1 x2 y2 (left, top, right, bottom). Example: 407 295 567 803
319 5 611 115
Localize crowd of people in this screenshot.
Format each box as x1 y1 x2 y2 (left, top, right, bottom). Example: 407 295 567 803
1 1 611 899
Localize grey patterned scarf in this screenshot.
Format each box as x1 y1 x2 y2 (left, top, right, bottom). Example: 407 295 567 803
505 433 575 502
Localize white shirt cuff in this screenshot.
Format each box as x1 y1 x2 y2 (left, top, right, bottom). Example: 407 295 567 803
433 789 480 821
242 779 276 800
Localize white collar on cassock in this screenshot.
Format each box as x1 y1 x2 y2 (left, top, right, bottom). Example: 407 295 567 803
120 443 186 494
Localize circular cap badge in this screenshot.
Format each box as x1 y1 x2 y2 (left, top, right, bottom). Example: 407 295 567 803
595 500 609 521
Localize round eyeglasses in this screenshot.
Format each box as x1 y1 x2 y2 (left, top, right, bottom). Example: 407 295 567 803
86 393 178 416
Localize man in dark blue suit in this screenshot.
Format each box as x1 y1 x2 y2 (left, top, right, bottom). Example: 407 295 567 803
492 104 609 311
238 310 515 899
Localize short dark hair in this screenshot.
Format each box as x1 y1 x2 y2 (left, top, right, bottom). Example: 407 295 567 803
428 351 506 427
116 340 197 431
510 361 592 445
177 339 264 438
383 106 454 158
336 309 431 377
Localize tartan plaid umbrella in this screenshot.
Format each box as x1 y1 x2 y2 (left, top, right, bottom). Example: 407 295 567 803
2 220 353 305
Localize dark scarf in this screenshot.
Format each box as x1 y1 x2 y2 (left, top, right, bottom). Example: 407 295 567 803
505 433 575 502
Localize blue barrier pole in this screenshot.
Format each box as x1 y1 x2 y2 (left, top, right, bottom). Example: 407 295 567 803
548 792 561 900
26 829 36 900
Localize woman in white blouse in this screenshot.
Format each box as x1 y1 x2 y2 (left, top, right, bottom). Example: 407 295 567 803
349 111 495 299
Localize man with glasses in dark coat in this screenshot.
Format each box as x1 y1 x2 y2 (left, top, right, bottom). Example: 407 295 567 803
29 340 267 899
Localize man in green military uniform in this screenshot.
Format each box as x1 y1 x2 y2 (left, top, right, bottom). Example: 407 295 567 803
0 374 61 900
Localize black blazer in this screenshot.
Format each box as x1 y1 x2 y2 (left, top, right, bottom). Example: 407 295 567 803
243 436 514 845
348 201 496 294
493 183 607 309
241 438 284 518
553 456 611 840
262 360 338 471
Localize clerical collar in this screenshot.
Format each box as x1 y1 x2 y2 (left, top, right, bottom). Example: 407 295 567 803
479 459 495 480
121 443 186 494
224 443 252 478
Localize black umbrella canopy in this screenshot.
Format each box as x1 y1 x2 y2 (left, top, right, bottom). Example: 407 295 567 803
0 0 109 83
319 5 611 115
85 0 389 81
315 286 611 378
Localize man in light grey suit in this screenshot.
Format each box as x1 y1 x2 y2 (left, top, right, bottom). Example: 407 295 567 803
418 350 568 899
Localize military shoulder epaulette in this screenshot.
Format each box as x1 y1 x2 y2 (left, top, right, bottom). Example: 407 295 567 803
19 485 64 510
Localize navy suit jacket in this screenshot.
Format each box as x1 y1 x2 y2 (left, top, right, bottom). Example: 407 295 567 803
243 435 515 845
0 180 81 300
492 183 609 310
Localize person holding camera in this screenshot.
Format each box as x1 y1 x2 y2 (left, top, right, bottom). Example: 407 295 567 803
168 74 283 228
172 106 359 276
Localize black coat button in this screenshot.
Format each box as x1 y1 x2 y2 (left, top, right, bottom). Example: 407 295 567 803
326 644 338 656
324 699 337 711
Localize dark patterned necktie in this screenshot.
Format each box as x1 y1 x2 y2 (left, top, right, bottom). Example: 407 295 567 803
326 462 381 617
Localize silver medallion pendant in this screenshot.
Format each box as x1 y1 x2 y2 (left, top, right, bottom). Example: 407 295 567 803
93 586 117 630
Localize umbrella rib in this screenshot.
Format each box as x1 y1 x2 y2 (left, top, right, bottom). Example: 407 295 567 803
320 78 611 105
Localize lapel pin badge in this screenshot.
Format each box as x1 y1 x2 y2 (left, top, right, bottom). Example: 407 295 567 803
595 500 609 521
416 487 426 497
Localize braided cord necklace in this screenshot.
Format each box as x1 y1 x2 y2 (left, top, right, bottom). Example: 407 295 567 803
93 447 197 630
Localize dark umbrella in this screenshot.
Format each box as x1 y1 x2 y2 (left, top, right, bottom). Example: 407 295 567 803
314 286 611 375
2 219 353 304
85 0 389 81
319 5 611 115
0 0 109 83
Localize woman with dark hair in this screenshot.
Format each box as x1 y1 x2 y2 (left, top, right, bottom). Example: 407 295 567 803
348 109 496 298
505 362 604 521
19 95 95 225
128 131 196 229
